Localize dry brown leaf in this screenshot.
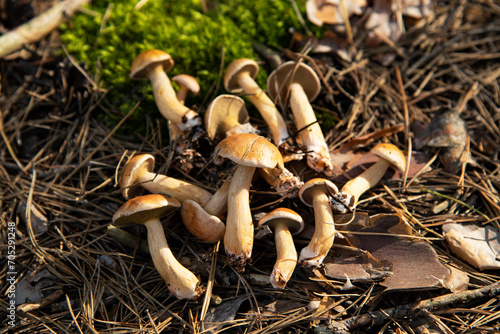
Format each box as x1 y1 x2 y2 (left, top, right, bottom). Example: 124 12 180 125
443 223 500 270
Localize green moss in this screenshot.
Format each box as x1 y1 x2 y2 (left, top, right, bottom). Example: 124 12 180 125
60 0 309 133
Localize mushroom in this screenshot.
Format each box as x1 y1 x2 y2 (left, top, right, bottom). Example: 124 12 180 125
130 49 201 132
306 0 367 27
204 94 302 195
119 154 212 206
365 0 402 47
331 143 406 213
112 194 203 300
172 74 200 104
298 178 339 267
224 58 290 148
181 179 230 243
204 94 258 142
267 61 334 176
258 208 304 289
215 133 284 270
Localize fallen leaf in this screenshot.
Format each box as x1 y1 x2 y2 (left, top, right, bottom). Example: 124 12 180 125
443 223 500 270
15 270 57 305
202 295 248 333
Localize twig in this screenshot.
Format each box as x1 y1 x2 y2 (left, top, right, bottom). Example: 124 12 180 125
330 281 500 333
0 0 91 58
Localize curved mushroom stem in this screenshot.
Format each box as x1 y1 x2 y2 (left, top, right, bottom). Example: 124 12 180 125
224 164 255 270
289 82 333 176
271 222 298 289
203 178 230 218
144 218 203 300
236 73 290 148
299 187 336 267
176 86 189 104
137 171 212 206
334 158 390 212
147 65 200 131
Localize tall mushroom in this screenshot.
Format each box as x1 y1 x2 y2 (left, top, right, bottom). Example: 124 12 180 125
224 58 290 148
119 154 212 206
130 49 201 132
331 143 406 212
258 208 304 289
112 194 203 300
298 178 339 267
215 133 284 270
267 61 334 176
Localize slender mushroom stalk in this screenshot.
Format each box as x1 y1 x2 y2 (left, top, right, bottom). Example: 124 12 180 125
331 143 406 213
112 194 203 300
268 61 334 176
258 208 304 289
181 179 230 242
298 178 339 268
224 59 290 148
216 133 284 270
205 94 302 195
119 154 212 206
130 50 201 131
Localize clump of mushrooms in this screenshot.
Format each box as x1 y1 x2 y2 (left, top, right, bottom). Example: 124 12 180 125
112 194 204 300
215 133 285 270
331 143 406 213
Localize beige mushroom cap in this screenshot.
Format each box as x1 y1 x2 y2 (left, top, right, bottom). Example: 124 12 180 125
299 178 339 207
258 208 305 235
119 154 155 199
173 74 200 95
130 49 174 79
371 143 406 172
204 94 250 140
267 61 321 103
181 199 225 243
112 194 181 227
224 58 259 93
215 133 284 170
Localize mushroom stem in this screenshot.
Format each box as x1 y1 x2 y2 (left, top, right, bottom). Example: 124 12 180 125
225 164 255 269
271 222 298 289
340 158 391 208
137 171 212 206
299 188 336 267
144 217 202 300
289 82 333 176
203 178 230 218
148 65 200 131
236 73 289 147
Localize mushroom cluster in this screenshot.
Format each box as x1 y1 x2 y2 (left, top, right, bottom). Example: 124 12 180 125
111 50 407 298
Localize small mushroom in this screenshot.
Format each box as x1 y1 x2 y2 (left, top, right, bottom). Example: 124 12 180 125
331 143 406 212
365 0 402 47
224 58 290 148
216 133 284 270
181 179 230 243
306 0 367 27
119 154 212 206
172 74 200 104
298 178 339 267
267 61 334 176
258 208 304 289
130 49 201 132
112 194 203 300
204 94 258 142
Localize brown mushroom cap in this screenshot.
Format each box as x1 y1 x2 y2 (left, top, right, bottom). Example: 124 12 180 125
258 208 304 235
215 133 284 170
181 199 225 243
299 178 338 207
371 143 406 172
119 154 155 199
130 49 174 79
113 194 181 227
224 58 259 93
172 74 200 95
204 94 249 140
267 61 321 103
